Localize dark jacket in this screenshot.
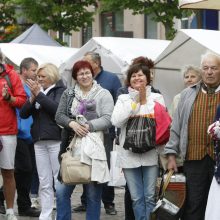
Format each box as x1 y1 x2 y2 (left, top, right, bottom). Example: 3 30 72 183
20 79 66 143
95 67 122 139
95 67 122 103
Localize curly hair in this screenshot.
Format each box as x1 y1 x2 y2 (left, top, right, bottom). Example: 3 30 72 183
131 56 154 69
126 63 151 87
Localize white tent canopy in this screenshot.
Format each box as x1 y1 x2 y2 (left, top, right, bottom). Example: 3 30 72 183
154 29 220 106
179 0 220 10
60 37 170 87
0 43 78 69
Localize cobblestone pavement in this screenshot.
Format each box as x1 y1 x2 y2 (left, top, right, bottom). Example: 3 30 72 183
0 185 125 220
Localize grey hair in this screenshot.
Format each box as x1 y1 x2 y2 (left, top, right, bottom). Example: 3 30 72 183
84 51 101 66
181 65 202 78
20 57 38 73
201 51 220 66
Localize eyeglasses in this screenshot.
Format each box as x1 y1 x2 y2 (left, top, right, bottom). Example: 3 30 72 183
77 71 92 78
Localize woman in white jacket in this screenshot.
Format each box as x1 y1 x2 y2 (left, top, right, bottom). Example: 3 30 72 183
111 63 165 220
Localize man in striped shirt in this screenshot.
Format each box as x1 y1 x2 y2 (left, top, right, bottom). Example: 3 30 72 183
165 51 220 220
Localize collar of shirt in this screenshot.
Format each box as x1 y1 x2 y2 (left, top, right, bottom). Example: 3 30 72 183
201 83 220 94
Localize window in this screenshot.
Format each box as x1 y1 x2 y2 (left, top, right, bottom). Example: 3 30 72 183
101 11 124 36
144 14 157 39
182 10 218 30
63 33 71 47
203 10 218 30
82 23 92 45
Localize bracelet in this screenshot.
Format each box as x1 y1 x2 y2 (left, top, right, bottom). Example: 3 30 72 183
4 93 11 101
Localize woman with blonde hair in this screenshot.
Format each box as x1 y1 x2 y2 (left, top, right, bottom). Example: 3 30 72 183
20 63 66 220
169 65 201 118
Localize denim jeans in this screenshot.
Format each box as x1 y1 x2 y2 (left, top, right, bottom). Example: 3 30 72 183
123 165 158 220
56 181 103 220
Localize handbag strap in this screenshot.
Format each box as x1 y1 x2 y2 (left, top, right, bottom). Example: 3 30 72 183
160 169 174 199
66 135 77 151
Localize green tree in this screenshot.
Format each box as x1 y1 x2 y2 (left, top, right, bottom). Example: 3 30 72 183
100 0 191 40
0 0 19 42
13 0 97 40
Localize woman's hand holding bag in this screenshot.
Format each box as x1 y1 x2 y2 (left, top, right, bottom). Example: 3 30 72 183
60 135 91 185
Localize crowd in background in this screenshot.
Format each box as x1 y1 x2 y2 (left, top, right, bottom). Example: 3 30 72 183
1 48 220 220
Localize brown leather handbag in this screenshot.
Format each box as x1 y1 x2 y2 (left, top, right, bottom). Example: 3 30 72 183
150 170 186 220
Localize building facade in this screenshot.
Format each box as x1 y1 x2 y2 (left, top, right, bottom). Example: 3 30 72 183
62 9 166 48
59 9 220 48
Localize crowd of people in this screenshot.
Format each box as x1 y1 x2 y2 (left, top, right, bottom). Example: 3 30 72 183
0 48 220 220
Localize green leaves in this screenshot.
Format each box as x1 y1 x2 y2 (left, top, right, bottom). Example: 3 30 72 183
13 0 97 36
101 0 191 40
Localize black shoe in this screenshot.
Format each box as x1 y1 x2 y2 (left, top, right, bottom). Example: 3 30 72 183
73 204 86 212
18 207 41 217
105 205 117 215
0 204 5 214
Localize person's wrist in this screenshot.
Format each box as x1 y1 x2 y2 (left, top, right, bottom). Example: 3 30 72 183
140 100 147 105
69 120 76 128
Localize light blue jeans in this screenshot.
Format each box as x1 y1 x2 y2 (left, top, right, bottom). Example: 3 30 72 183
56 181 103 220
123 165 158 220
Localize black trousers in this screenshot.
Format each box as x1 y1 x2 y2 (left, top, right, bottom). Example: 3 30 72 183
124 184 135 220
182 155 214 220
81 133 115 207
124 155 214 220
14 138 35 212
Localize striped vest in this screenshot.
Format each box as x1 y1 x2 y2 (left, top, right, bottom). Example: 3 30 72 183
187 90 220 160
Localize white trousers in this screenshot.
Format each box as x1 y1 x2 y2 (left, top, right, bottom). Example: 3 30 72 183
34 140 60 220
205 177 220 220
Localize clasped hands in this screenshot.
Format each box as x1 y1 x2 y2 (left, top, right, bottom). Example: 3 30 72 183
138 85 147 105
69 120 90 137
26 79 41 102
2 84 11 101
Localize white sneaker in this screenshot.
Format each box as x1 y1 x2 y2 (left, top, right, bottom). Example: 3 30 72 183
31 197 41 209
5 213 17 220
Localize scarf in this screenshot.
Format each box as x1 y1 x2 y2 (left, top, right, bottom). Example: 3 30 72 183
70 81 103 117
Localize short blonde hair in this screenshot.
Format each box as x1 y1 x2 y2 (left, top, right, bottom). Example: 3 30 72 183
37 63 60 84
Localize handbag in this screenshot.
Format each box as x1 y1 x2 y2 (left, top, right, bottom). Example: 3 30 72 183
60 135 91 185
151 170 186 220
123 115 156 153
158 153 184 171
154 101 172 145
108 137 126 187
